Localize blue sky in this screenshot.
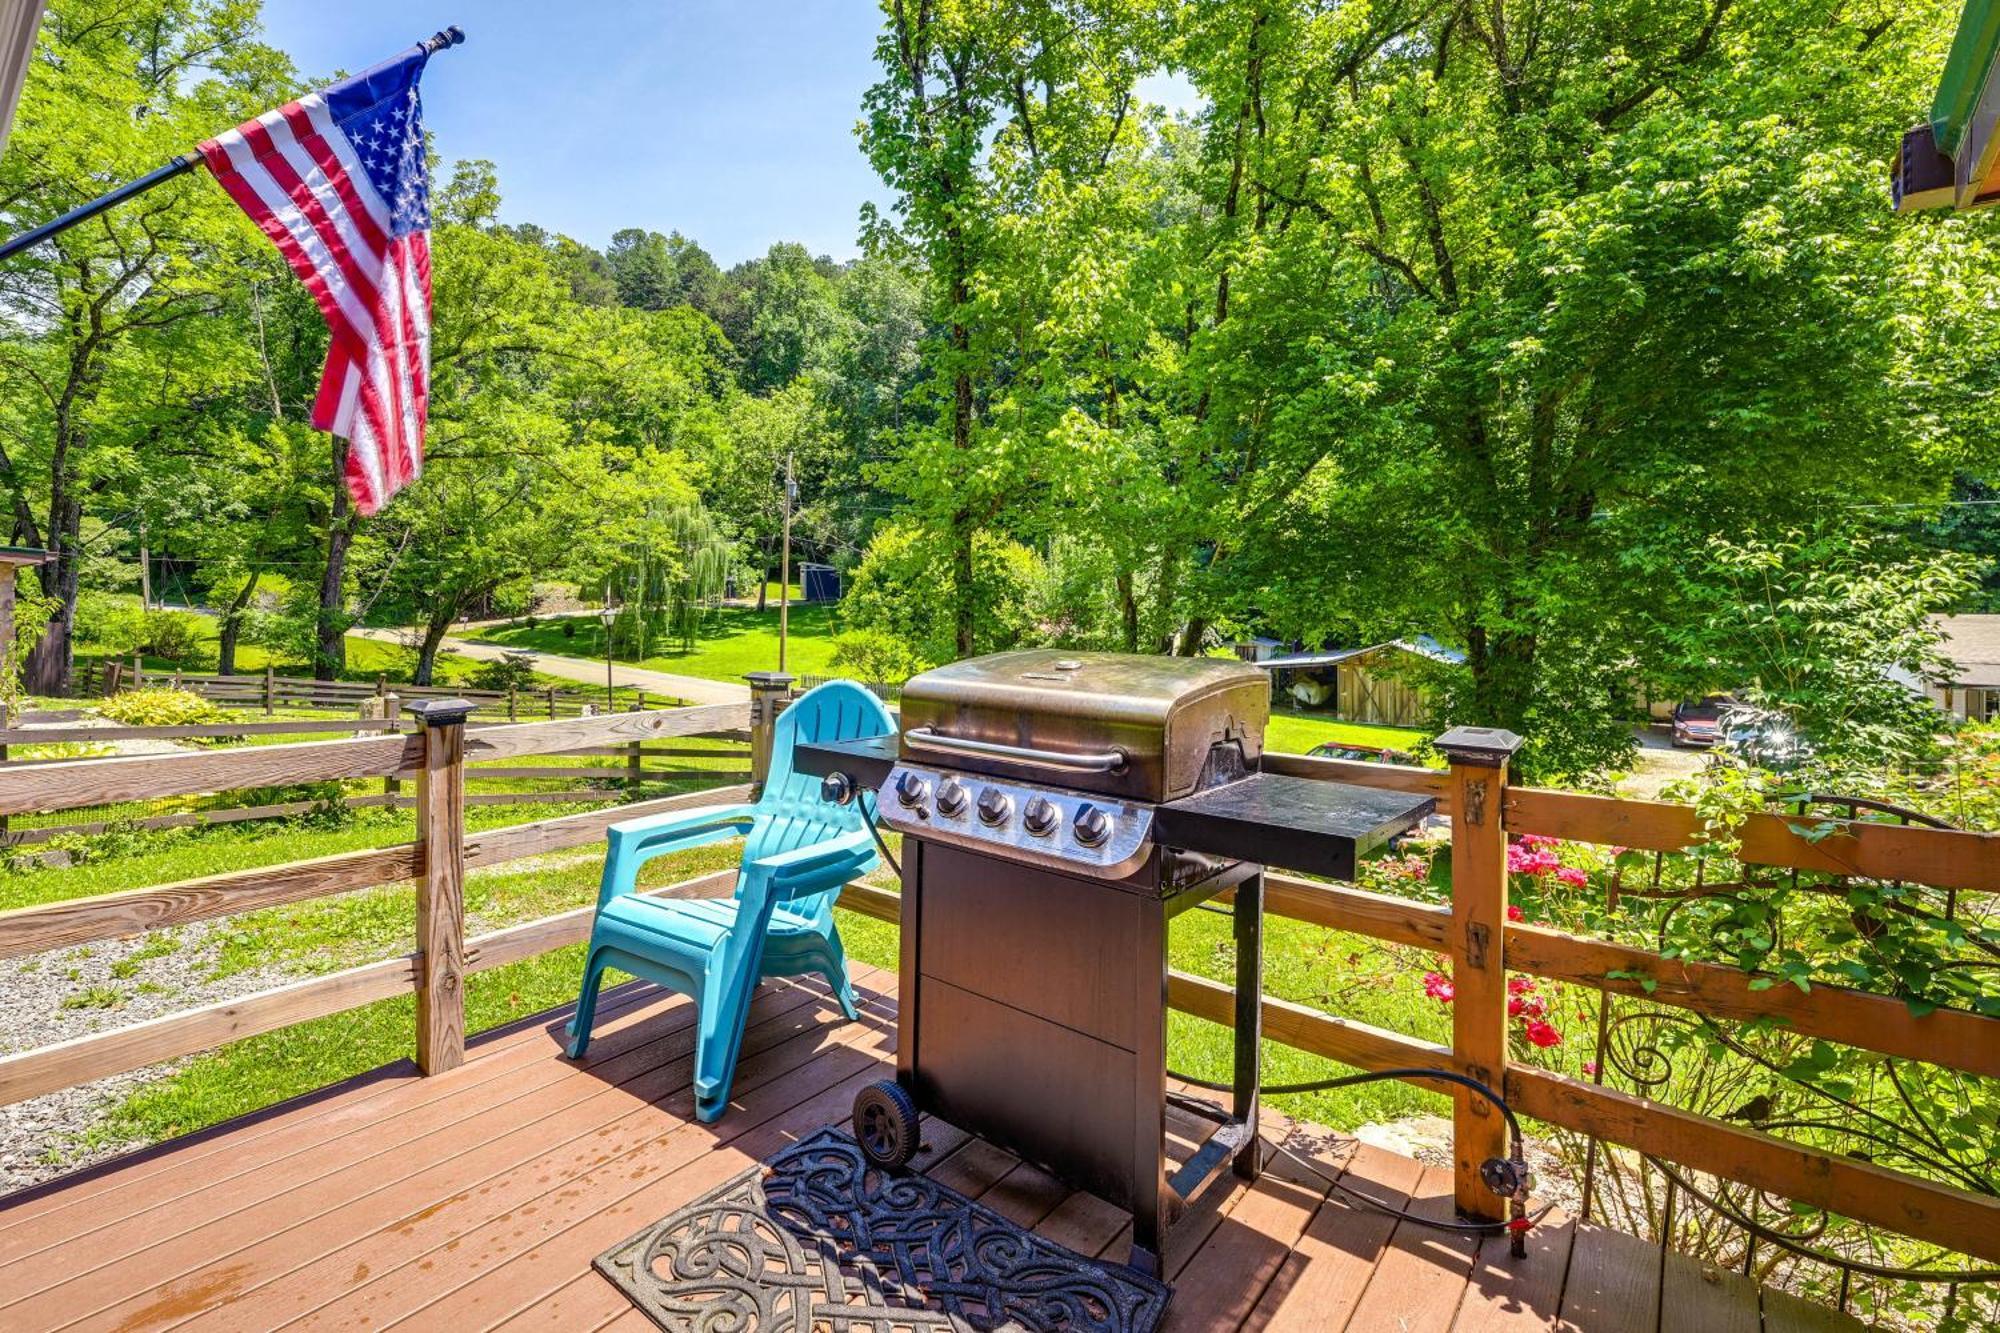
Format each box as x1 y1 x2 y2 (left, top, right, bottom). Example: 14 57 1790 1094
259 1 1198 269
259 1 897 267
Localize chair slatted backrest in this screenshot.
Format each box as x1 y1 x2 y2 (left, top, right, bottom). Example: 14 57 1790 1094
741 680 896 922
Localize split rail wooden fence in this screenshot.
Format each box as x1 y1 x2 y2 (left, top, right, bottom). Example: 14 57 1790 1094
0 712 750 844
0 688 1992 1289
82 660 673 720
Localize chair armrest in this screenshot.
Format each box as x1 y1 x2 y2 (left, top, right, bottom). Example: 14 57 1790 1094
744 828 879 900
597 801 759 905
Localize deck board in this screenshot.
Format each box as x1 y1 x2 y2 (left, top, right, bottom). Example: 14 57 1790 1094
0 974 1876 1332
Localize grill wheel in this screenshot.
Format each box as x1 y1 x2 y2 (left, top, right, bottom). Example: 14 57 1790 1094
852 1080 920 1169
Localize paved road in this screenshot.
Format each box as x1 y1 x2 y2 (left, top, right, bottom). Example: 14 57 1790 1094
345 628 749 706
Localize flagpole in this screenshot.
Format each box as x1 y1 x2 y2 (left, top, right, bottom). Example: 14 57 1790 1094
0 25 464 265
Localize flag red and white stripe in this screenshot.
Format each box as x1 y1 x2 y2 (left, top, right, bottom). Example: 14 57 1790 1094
200 46 434 515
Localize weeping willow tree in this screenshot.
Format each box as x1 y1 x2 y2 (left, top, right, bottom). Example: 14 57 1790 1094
612 497 737 658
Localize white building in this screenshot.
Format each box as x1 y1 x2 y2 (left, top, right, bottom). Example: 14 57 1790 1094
1926 615 2000 722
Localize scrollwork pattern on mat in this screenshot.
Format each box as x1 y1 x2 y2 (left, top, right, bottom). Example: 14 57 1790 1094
595 1127 1168 1332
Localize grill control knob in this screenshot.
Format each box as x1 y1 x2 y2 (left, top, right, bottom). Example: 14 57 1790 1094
975 786 1013 827
935 778 970 817
1072 803 1113 848
1022 795 1060 838
894 771 932 808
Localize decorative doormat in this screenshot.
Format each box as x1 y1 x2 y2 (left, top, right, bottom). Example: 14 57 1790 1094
594 1126 1169 1332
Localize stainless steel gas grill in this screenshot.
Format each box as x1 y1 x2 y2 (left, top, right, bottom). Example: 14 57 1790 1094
796 650 1437 1276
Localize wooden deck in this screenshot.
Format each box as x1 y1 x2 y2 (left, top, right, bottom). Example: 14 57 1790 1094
0 966 1864 1332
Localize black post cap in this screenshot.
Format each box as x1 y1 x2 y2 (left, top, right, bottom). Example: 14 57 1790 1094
1433 726 1526 767
408 698 476 726
744 671 796 690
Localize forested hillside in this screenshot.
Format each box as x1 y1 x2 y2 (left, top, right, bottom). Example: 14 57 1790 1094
3 0 1998 782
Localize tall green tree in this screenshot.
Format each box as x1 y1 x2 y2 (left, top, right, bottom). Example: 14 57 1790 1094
0 0 296 693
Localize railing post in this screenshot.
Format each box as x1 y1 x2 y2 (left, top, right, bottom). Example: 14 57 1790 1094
263 663 275 715
410 699 472 1075
382 692 403 802
744 671 795 797
1436 724 1526 1222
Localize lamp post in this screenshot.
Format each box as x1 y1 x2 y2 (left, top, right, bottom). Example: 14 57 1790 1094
598 597 617 712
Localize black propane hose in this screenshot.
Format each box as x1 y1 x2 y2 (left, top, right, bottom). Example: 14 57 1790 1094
1168 1064 1550 1255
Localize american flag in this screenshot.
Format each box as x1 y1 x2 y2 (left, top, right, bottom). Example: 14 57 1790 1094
200 47 435 515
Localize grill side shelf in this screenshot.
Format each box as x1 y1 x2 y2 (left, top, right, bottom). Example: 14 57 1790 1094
793 735 898 789
1155 773 1436 880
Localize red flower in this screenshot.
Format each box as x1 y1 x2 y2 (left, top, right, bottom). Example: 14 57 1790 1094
1506 903 1525 921
1507 976 1538 995
1555 866 1588 889
1582 1061 1600 1077
1522 1020 1562 1048
1422 971 1455 1003
1509 994 1546 1019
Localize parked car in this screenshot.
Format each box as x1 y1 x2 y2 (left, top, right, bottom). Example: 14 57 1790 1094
1670 695 1736 747
1308 742 1422 766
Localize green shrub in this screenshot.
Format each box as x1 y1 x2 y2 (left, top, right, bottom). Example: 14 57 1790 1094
140 611 207 664
829 629 927 687
75 591 146 654
98 687 239 728
470 651 539 694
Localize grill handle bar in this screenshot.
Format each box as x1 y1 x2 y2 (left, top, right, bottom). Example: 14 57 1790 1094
903 727 1128 774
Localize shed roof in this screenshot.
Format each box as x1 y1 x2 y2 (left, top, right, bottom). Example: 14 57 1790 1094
1935 614 2000 686
1254 637 1466 670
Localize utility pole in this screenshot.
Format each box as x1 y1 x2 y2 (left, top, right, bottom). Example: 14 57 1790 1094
778 452 795 674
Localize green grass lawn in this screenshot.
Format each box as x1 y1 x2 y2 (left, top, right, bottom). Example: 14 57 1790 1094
1264 709 1429 756
466 602 844 683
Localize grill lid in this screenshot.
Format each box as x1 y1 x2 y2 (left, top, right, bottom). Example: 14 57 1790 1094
898 650 1269 802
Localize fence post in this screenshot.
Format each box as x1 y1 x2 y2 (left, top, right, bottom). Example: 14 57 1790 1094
263 664 275 715
382 693 403 801
104 661 121 696
506 682 517 722
744 671 796 797
410 698 472 1075
547 686 557 720
1435 725 1525 1223
131 652 142 688
0 702 9 844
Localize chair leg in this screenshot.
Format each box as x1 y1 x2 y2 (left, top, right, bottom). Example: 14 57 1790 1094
567 952 608 1060
691 959 754 1124
822 927 861 1021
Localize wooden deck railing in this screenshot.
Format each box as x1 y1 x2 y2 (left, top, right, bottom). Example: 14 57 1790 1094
0 711 752 844
0 699 750 1102
0 688 1992 1292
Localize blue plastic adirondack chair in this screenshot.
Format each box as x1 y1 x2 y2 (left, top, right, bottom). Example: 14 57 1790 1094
565 680 895 1122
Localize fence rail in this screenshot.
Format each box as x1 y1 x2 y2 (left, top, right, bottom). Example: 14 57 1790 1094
0 709 752 845
0 685 1992 1307
88 660 685 720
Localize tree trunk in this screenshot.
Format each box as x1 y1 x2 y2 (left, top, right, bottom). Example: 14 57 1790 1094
1117 569 1139 653
215 571 260 676
23 431 82 697
412 609 455 686
1465 622 1537 735
315 437 353 681
1175 615 1210 657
